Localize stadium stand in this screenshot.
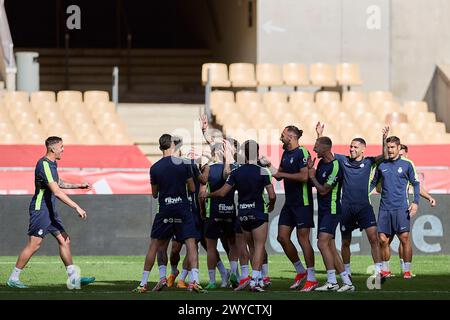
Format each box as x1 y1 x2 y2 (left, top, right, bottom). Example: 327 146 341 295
201 62 450 145
0 90 133 145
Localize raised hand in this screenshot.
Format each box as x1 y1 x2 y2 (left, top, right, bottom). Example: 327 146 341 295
200 114 209 132
316 122 324 137
382 126 390 140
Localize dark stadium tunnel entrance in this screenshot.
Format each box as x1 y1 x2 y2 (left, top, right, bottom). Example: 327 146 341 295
5 0 256 55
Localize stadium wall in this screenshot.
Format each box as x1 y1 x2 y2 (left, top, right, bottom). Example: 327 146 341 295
0 194 448 256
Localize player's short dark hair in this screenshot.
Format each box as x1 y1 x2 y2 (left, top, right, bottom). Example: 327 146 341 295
242 140 259 162
45 136 62 149
352 137 366 146
159 134 173 151
317 136 332 148
400 144 408 152
285 125 303 139
226 137 240 153
386 136 401 146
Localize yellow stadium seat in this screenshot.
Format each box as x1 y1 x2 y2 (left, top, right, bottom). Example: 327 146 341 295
368 91 393 106
31 91 56 109
229 63 257 87
336 63 362 87
235 90 261 106
315 91 340 107
289 91 314 105
256 63 283 87
385 112 408 126
201 63 231 87
310 63 336 87
4 91 29 104
57 91 83 105
342 91 367 108
262 91 288 105
0 132 22 144
210 90 234 113
282 63 309 88
84 91 109 106
403 101 428 115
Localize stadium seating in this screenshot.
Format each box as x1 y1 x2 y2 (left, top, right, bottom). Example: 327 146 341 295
336 63 362 87
282 63 309 88
0 90 133 145
310 63 337 87
229 63 258 87
256 63 283 88
201 63 231 87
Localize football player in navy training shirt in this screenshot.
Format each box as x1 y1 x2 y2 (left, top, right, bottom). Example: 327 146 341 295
307 137 354 292
201 140 276 292
134 134 204 293
7 136 94 289
316 122 389 278
263 125 317 292
375 137 420 280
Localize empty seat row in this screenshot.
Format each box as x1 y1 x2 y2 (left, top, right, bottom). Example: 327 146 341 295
202 63 362 88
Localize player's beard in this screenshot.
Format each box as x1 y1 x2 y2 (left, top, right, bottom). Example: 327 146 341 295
282 142 289 150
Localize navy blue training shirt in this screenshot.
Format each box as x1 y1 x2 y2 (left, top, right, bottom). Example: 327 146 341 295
225 164 272 215
280 146 313 206
206 162 236 218
315 158 343 215
150 156 193 210
377 157 420 209
29 157 59 212
334 154 378 206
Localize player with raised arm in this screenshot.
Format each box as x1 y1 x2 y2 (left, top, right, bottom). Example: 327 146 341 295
375 137 420 280
7 136 94 289
307 137 354 292
315 122 388 279
133 134 205 293
201 140 276 292
262 125 317 291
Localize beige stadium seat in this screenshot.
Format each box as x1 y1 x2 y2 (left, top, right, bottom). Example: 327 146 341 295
57 90 83 105
31 91 56 109
7 99 33 113
348 101 369 117
64 108 93 124
289 91 314 105
4 91 29 104
262 91 288 105
78 133 106 145
91 102 116 120
310 63 336 87
411 111 436 131
256 63 283 87
277 112 300 128
293 101 316 115
243 101 265 117
402 132 424 145
215 101 237 123
322 101 342 120
336 63 362 87
363 122 385 144
359 112 379 128
268 102 290 116
403 101 428 115
84 91 109 106
221 112 246 127
0 121 16 134
106 132 133 145
12 111 39 129
210 90 234 113
385 112 408 126
229 63 257 87
342 91 367 108
0 132 22 144
20 129 46 144
368 91 393 106
375 101 401 119
236 90 260 106
391 122 411 137
201 63 231 87
282 63 309 88
315 91 340 107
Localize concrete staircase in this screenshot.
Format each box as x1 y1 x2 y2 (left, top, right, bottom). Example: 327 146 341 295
19 48 211 103
118 103 206 164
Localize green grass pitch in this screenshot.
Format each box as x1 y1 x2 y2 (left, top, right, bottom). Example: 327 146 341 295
0 255 449 300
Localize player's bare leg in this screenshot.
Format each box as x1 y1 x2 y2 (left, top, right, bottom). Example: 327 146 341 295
398 232 413 278
341 233 352 274
379 232 393 277
249 222 268 291
205 238 219 288
296 227 317 290
7 236 43 288
185 238 204 292
365 226 383 274
166 240 182 287
55 232 73 266
278 225 307 288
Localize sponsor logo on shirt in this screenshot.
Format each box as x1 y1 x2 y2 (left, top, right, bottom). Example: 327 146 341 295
290 157 294 164
322 172 327 178
398 167 403 173
164 196 183 205
239 202 256 210
163 218 182 224
360 163 365 168
38 229 43 236
219 204 234 211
